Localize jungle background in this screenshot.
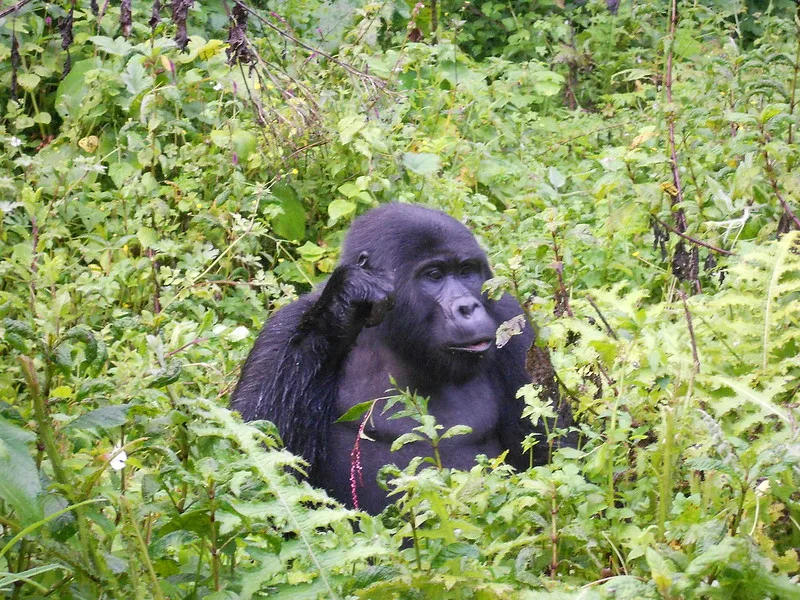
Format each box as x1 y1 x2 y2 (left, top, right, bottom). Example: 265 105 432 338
1 0 800 598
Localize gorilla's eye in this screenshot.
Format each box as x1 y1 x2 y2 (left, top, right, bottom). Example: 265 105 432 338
424 267 445 281
460 263 477 276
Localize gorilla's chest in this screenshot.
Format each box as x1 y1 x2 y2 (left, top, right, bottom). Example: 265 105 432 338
335 344 502 446
321 323 506 513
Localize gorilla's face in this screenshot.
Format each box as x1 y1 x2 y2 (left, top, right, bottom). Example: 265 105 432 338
414 256 496 351
371 228 498 384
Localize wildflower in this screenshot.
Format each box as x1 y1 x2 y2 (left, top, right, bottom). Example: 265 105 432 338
109 445 128 470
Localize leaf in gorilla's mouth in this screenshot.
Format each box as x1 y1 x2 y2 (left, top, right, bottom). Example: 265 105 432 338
448 339 493 353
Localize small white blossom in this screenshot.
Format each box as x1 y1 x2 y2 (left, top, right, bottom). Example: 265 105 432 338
109 445 128 470
9 136 22 148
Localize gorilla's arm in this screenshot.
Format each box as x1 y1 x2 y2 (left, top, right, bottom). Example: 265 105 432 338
231 262 393 475
491 294 574 470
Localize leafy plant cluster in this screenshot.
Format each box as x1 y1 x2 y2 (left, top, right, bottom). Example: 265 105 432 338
1 0 799 598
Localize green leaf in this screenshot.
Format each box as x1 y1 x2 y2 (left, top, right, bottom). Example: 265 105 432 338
337 182 361 198
137 226 158 249
55 58 100 119
232 130 257 162
121 56 154 97
89 35 134 57
17 73 41 91
109 162 137 188
337 115 366 145
5 333 28 353
15 115 35 130
673 27 702 58
0 565 71 589
327 199 356 225
530 70 563 96
33 111 52 124
390 432 425 451
3 318 37 340
149 360 182 388
440 424 472 440
272 184 306 241
297 242 325 262
759 104 784 124
65 404 131 431
228 326 250 342
209 129 230 149
402 152 440 175
646 547 676 596
548 166 566 189
336 400 376 423
0 416 43 525
63 326 98 362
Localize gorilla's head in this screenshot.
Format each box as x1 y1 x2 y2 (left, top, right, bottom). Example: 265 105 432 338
341 204 498 383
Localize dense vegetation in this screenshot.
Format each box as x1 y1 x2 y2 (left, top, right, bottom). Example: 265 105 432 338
1 0 799 597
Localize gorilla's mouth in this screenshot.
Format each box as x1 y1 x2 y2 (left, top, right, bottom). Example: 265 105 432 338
448 339 493 354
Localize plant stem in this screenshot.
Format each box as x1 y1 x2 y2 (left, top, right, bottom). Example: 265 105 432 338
409 505 423 570
20 356 116 590
789 15 800 145
729 481 748 536
121 496 166 600
678 291 700 374
20 356 66 484
657 406 675 541
208 482 220 591
761 142 800 230
665 0 687 233
550 484 559 578
432 440 442 471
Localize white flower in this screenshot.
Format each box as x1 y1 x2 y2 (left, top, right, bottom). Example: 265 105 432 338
109 445 128 470
9 137 22 148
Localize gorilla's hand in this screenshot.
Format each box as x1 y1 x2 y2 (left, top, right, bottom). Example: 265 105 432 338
300 252 394 339
340 252 395 329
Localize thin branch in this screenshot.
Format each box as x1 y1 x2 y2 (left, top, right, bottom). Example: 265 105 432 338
286 138 329 161
788 17 800 145
241 4 384 85
166 337 209 358
192 279 274 288
586 296 618 339
651 215 734 256
534 123 624 158
762 148 800 230
551 232 573 318
0 0 33 20
665 0 687 233
678 291 700 374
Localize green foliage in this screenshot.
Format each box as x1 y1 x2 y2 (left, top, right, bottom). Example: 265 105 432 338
1 0 800 598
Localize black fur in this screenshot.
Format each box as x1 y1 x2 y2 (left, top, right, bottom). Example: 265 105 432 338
232 204 572 513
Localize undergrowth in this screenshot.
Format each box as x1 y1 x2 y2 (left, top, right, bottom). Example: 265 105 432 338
0 0 799 598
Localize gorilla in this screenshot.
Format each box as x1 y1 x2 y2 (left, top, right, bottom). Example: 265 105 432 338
232 203 572 514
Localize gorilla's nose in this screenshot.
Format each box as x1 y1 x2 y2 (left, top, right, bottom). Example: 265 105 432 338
454 297 481 318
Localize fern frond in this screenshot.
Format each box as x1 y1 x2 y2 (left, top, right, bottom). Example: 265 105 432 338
761 231 800 370
712 376 793 432
189 400 388 599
